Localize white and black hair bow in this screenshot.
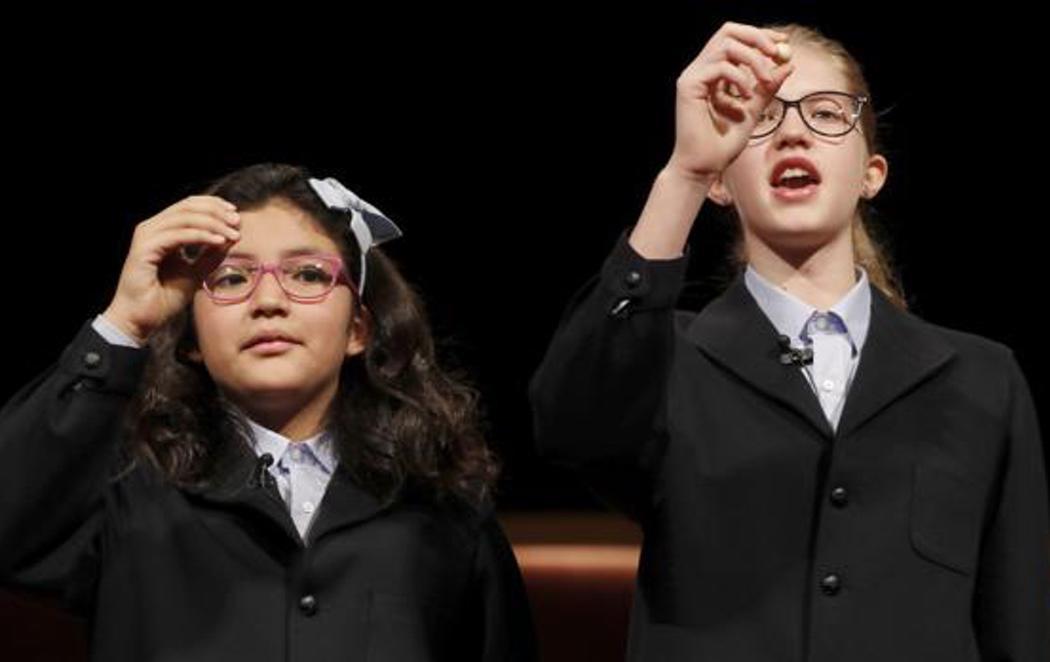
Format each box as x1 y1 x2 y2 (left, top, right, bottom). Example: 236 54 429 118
307 176 403 293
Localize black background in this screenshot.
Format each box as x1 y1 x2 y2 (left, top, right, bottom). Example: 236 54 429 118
4 2 1045 510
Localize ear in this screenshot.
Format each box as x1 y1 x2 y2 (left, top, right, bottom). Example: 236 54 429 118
346 306 371 358
706 175 734 206
861 153 889 199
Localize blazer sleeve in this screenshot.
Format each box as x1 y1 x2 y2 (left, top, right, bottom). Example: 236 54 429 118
972 351 1050 660
461 509 538 662
0 318 148 611
527 228 689 517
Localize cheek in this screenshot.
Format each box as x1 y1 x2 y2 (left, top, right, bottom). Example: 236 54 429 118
835 142 869 185
304 298 356 348
827 157 866 197
725 154 768 197
191 300 239 361
723 160 768 219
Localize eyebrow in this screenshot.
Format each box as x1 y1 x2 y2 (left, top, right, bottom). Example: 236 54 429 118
224 246 331 260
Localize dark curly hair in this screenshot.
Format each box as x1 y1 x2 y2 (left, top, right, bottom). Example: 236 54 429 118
122 163 499 509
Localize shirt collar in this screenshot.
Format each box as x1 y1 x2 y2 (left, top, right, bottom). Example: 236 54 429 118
744 263 872 355
241 413 338 474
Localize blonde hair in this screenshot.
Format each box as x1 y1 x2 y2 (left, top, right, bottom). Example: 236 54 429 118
727 23 907 310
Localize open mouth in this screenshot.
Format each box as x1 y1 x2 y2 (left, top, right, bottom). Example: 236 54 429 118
771 180 819 201
770 160 822 202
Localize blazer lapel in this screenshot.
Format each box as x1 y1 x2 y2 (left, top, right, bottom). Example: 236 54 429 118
834 280 956 439
306 466 391 545
180 440 303 546
685 273 834 440
684 272 956 442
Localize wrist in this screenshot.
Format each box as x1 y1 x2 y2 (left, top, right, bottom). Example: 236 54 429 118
660 159 720 191
101 304 151 345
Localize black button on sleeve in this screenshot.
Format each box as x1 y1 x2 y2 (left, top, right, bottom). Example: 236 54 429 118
298 594 318 616
83 351 102 369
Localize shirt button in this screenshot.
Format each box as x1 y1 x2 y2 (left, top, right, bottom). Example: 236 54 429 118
83 351 102 369
815 315 829 330
820 573 842 596
299 594 318 616
624 270 642 288
830 486 849 507
288 446 302 463
821 379 835 392
302 501 315 514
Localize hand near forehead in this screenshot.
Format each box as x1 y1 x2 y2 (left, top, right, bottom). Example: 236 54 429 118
668 22 794 182
102 196 242 344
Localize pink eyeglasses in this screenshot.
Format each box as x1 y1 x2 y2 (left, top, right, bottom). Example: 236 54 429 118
201 254 356 304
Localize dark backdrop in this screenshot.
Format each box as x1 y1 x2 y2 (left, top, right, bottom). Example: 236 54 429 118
4 2 1044 511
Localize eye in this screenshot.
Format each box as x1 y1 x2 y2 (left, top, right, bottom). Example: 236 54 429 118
291 264 335 284
214 273 246 286
209 265 253 287
805 94 852 121
810 102 851 122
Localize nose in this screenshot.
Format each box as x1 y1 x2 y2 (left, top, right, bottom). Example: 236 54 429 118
774 105 812 144
249 267 291 313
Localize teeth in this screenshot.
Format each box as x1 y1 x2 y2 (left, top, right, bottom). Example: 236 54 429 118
776 166 817 185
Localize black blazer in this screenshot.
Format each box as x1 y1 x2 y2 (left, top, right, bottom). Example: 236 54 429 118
530 231 1050 662
0 320 537 662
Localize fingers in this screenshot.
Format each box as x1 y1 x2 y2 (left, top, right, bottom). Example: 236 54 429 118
173 212 241 240
151 195 240 229
718 22 788 63
692 60 756 100
125 195 244 273
138 209 241 243
172 195 238 215
723 39 780 91
151 227 235 256
683 22 793 102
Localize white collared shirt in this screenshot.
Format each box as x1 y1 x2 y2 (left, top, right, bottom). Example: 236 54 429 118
244 418 338 541
744 264 872 432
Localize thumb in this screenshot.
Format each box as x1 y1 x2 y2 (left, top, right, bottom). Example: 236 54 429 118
766 62 794 91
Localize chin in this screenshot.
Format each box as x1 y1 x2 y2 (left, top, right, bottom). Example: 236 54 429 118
754 223 828 248
756 213 847 245
228 371 315 399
